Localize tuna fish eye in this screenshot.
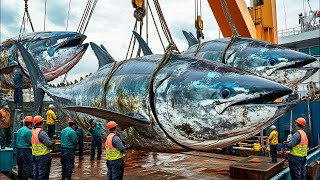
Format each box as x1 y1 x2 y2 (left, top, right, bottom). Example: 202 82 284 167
269 59 276 66
46 40 51 46
220 88 231 99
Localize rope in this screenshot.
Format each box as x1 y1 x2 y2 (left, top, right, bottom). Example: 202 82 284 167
153 0 179 52
147 3 165 51
66 0 72 31
220 0 239 37
82 0 98 33
19 0 34 37
221 35 238 64
44 0 47 31
77 0 91 32
126 20 138 59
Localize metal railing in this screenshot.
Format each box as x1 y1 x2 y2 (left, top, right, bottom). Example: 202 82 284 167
278 21 320 38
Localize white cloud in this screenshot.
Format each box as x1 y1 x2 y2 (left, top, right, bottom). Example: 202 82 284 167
1 0 319 84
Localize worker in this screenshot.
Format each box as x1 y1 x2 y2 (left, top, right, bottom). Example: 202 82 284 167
286 118 308 180
16 116 33 179
46 104 57 139
268 125 278 163
76 125 84 160
106 121 129 180
13 66 23 109
88 119 102 160
61 119 78 180
32 115 55 180
0 104 11 149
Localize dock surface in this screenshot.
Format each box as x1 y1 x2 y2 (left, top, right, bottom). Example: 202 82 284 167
48 150 238 179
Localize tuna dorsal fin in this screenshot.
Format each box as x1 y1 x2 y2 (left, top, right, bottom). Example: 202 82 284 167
100 44 107 52
90 42 115 69
182 30 198 47
63 106 150 128
132 31 153 55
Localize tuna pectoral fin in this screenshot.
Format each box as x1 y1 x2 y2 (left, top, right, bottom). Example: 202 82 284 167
64 106 150 128
0 65 18 74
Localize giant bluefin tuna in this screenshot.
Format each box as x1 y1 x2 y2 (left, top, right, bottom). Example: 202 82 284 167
16 42 294 152
181 31 319 88
0 31 89 88
132 31 318 88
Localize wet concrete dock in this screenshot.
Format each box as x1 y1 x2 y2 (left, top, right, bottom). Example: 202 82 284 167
48 150 238 179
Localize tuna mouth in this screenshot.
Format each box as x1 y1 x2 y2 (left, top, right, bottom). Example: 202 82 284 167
204 103 296 150
266 58 317 76
59 34 86 49
43 43 89 81
48 34 87 56
214 86 292 114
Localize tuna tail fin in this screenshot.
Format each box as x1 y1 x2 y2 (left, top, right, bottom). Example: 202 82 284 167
90 42 115 69
132 31 153 55
182 30 198 47
15 42 47 115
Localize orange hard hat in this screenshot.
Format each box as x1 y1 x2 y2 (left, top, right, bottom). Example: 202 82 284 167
68 118 74 123
296 117 306 126
33 115 43 124
107 121 118 130
24 116 33 123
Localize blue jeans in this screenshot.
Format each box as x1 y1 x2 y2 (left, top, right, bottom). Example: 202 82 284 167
61 147 75 179
77 135 84 157
270 145 277 162
90 137 102 159
0 128 11 147
17 148 33 179
288 154 306 180
107 158 124 180
14 87 23 104
33 154 52 180
47 125 55 140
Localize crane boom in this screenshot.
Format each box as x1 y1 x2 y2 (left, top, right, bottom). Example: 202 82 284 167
207 0 278 44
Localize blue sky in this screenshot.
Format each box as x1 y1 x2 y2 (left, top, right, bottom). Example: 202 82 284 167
1 0 319 84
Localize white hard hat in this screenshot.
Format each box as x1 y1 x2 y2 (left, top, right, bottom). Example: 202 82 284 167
49 104 55 109
270 125 276 130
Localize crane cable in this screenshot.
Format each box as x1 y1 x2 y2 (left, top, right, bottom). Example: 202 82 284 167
126 0 146 59
193 0 204 56
66 0 72 31
19 0 35 39
44 0 47 31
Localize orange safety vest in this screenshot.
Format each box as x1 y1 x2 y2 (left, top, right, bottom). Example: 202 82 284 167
31 128 51 156
290 129 308 157
105 133 123 161
0 108 10 128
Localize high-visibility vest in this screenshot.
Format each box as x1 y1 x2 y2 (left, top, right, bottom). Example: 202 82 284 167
290 130 308 157
105 133 123 161
31 128 51 156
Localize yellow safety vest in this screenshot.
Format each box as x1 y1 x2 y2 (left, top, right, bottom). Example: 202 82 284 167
31 128 51 156
46 109 56 125
290 130 308 157
105 133 123 161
